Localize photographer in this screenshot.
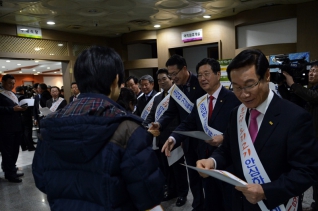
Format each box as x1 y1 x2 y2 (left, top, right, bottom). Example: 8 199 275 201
283 61 318 211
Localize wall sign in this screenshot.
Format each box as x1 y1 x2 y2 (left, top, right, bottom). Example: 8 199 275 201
17 25 42 39
181 29 202 43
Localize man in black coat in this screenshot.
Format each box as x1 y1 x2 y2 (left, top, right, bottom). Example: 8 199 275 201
33 83 51 128
149 55 206 210
0 74 27 183
69 82 80 103
144 68 189 207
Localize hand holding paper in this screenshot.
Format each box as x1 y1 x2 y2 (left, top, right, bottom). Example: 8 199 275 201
161 137 175 157
196 159 215 178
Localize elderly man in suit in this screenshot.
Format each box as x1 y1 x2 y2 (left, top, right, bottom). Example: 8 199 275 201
69 82 80 103
196 49 318 211
46 86 67 112
162 58 241 210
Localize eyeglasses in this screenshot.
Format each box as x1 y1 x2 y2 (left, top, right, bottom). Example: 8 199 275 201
168 69 182 78
309 68 318 73
232 79 261 93
197 72 212 79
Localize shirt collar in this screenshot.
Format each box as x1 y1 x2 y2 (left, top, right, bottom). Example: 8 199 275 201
210 84 222 100
254 90 274 115
145 90 153 97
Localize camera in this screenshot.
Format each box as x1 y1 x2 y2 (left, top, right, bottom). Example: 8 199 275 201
269 54 311 85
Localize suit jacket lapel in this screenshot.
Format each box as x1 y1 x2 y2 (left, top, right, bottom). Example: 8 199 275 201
254 94 281 152
210 87 227 124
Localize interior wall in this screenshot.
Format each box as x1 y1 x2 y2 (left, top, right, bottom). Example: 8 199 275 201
43 76 63 88
12 74 63 90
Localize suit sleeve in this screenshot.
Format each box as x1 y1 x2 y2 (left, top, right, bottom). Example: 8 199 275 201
170 104 198 145
261 111 318 209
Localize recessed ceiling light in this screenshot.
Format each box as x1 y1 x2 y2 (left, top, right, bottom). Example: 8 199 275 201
50 53 55 55
37 72 40 73
6 60 10 62
2 66 5 68
33 69 36 71
35 60 39 63
47 67 50 69
203 15 211 18
154 24 161 28
19 71 22 73
54 72 57 73
47 21 55 25
57 44 63 47
17 64 21 66
34 47 44 51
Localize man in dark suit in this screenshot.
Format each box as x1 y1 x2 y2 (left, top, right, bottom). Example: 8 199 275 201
33 83 51 128
196 49 318 211
0 74 27 183
69 82 80 103
149 55 206 210
125 76 142 98
46 86 67 112
134 75 158 117
162 58 241 210
144 68 189 207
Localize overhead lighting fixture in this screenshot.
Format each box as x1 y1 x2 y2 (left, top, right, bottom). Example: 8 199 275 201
33 69 36 71
154 24 161 28
17 64 21 66
34 47 44 51
57 43 63 47
6 60 10 62
50 53 55 55
47 21 55 25
35 60 39 63
19 71 22 73
203 15 211 18
54 72 57 73
2 66 5 68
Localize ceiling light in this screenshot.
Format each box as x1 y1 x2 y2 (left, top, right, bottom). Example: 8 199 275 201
50 53 55 55
57 44 63 47
35 60 39 63
33 69 36 71
37 72 40 73
203 15 211 18
34 47 44 51
2 66 5 68
19 71 22 73
154 24 161 28
6 60 10 62
47 21 55 25
17 64 21 66
54 72 57 73
34 74 38 75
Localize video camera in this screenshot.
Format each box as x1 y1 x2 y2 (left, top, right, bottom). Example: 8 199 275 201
269 55 311 85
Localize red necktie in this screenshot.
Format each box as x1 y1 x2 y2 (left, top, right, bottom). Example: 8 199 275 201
208 95 214 121
249 109 260 143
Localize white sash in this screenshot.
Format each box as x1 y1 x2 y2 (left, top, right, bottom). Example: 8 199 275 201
0 88 19 104
141 92 161 120
196 94 222 137
49 97 64 112
137 92 144 99
237 104 298 211
169 84 193 114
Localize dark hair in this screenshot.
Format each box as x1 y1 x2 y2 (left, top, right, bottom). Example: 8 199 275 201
165 54 187 70
227 49 269 82
2 74 15 81
15 86 24 92
311 61 318 67
156 68 170 78
33 83 39 89
74 46 124 96
125 76 138 84
39 83 48 90
116 87 137 112
71 82 77 87
196 58 220 75
139 75 154 83
50 86 61 93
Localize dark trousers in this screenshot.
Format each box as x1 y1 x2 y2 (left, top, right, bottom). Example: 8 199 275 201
203 177 226 211
184 141 204 210
0 132 22 177
155 149 189 197
22 118 34 149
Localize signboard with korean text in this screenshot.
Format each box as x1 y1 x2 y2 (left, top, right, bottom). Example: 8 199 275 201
17 25 42 39
181 29 202 43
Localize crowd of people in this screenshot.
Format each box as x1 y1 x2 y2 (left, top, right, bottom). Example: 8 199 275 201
1 45 318 211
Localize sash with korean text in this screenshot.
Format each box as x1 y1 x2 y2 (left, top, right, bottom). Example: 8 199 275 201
196 94 222 137
237 104 298 211
0 88 19 105
141 92 161 120
49 97 64 112
169 84 193 114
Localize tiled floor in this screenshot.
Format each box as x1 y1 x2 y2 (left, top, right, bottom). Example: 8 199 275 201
0 148 314 211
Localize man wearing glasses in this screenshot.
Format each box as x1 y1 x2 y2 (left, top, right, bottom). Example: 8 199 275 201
283 61 318 211
196 49 318 211
149 54 206 210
